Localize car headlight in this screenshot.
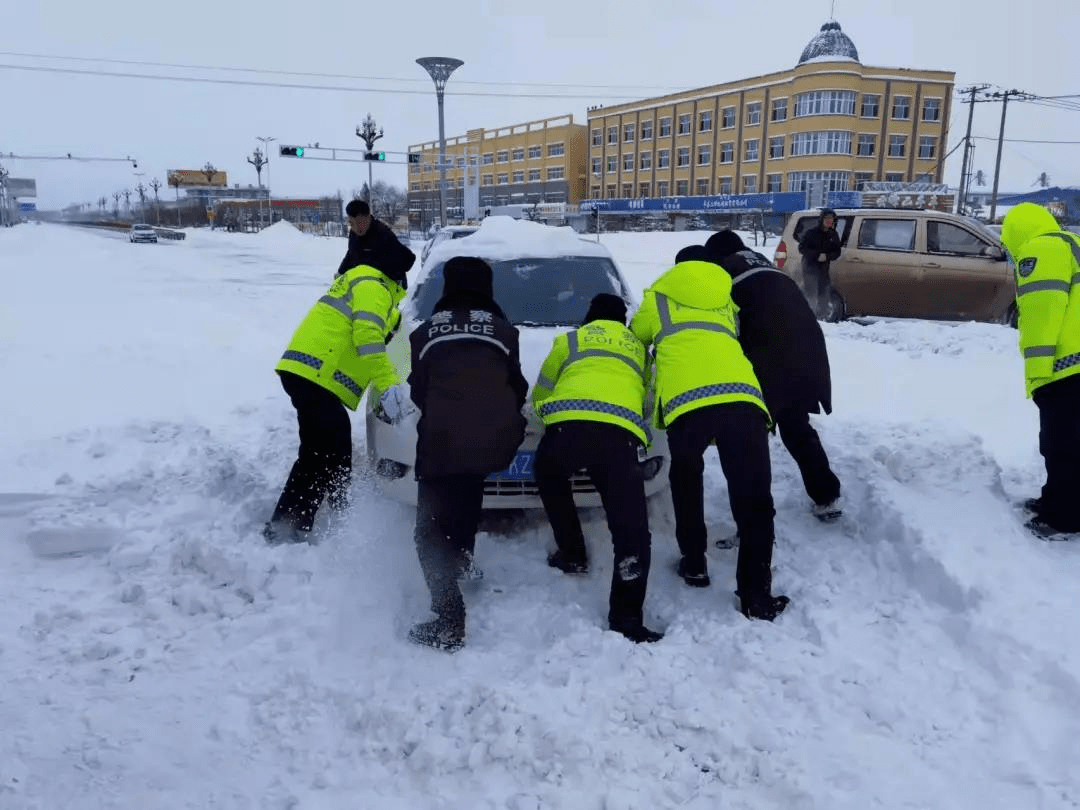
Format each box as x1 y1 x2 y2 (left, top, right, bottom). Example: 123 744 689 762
640 456 664 481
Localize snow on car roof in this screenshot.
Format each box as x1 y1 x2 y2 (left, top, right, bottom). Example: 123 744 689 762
418 215 612 283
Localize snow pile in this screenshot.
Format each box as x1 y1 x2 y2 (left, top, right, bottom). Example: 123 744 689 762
256 219 315 245
2 223 1079 809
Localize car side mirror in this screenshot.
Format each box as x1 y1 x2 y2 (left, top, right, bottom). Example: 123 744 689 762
984 245 1005 260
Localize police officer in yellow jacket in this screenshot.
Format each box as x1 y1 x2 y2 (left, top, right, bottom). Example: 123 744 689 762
532 293 663 643
264 255 413 544
631 252 789 620
1001 202 1080 538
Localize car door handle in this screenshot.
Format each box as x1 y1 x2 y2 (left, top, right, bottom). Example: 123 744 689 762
923 262 941 268
848 256 863 262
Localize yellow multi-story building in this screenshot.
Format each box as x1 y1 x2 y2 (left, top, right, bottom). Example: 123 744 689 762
586 21 954 202
407 114 587 228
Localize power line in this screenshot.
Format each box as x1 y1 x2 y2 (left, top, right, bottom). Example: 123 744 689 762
972 136 1080 144
0 50 693 94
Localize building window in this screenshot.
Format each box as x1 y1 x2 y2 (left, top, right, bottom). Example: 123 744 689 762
624 123 635 143
623 153 634 171
482 153 494 165
410 183 420 192
456 178 464 188
528 169 540 181
794 90 856 117
719 177 732 194
641 119 653 140
606 184 617 198
606 155 617 173
742 176 757 193
657 180 669 196
745 102 762 125
918 136 937 159
787 171 850 192
639 151 652 170
591 157 601 175
722 106 736 128
607 126 618 145
658 149 671 169
766 174 782 192
659 116 672 137
699 110 713 132
512 170 524 183
696 178 710 195
922 98 942 122
547 142 565 157
719 142 734 163
590 185 600 198
591 128 602 146
495 150 507 163
854 172 873 190
528 145 541 159
678 113 692 135
857 134 876 157
482 174 493 186
677 146 690 167
512 148 525 161
886 172 904 182
547 166 565 180
676 179 689 196
891 96 911 120
769 136 784 159
888 135 906 157
916 172 934 183
771 98 788 122
697 144 711 165
639 182 650 197
622 183 633 197
744 139 759 161
497 173 509 184
790 131 853 156
861 94 880 117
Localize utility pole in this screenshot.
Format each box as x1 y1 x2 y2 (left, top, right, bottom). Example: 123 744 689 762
247 146 268 228
256 136 276 226
988 89 1025 224
355 113 384 206
148 178 162 225
122 188 132 219
112 191 121 219
955 84 989 216
136 182 147 223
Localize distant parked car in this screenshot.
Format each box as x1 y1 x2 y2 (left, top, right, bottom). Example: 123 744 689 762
129 224 158 244
774 208 1015 325
419 225 479 266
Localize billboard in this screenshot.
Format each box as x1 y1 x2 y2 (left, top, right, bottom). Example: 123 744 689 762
7 178 37 198
167 169 228 188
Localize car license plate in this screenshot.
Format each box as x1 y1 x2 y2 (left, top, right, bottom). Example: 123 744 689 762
487 451 535 481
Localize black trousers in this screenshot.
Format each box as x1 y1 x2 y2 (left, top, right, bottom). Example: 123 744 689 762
801 257 833 319
414 475 486 629
270 371 352 532
774 408 841 507
666 403 776 598
535 421 652 629
1034 374 1080 532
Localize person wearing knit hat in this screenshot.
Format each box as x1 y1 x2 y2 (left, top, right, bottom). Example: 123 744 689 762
704 231 842 525
531 293 663 643
405 255 528 651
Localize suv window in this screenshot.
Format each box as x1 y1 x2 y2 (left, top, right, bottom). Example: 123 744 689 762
413 257 629 326
927 221 988 256
793 215 852 245
857 219 916 251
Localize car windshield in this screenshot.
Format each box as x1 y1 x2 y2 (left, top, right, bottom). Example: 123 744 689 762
412 256 629 326
133 225 152 230
450 229 476 239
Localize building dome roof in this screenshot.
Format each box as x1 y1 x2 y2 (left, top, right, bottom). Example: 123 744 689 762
798 20 860 65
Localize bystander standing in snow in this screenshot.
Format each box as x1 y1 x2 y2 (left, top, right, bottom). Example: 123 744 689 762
336 199 415 280
797 208 842 319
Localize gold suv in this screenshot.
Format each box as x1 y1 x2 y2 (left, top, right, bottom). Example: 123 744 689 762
774 208 1016 325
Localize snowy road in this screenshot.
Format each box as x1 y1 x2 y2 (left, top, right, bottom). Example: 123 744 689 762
1 222 1078 809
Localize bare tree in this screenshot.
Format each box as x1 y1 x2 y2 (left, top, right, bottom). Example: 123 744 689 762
362 180 408 227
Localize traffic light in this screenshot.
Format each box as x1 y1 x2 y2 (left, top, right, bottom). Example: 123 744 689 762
364 152 386 161
407 153 421 164
280 146 305 157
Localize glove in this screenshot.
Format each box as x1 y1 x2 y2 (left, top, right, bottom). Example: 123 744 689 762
818 253 827 262
376 384 414 424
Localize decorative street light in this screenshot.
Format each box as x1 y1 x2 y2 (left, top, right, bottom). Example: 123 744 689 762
256 136 276 226
355 113 384 205
416 57 464 228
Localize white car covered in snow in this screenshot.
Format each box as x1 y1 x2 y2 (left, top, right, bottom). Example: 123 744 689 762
365 216 670 509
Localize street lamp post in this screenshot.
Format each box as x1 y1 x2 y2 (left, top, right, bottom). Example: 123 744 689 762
133 171 146 221
257 136 276 226
417 57 464 229
356 114 384 205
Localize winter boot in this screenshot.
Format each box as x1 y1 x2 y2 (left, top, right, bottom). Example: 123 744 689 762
1021 497 1044 515
548 549 589 575
1025 516 1077 542
457 550 484 582
676 555 710 588
739 592 790 621
609 621 664 644
262 519 307 546
812 497 843 523
408 618 465 653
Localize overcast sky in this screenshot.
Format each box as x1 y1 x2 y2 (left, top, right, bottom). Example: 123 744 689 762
4 0 1078 209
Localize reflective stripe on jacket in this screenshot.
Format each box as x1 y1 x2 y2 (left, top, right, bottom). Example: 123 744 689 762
1000 203 1080 397
630 259 769 426
275 264 405 409
532 319 651 444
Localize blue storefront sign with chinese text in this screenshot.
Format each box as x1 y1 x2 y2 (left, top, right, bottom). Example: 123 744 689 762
581 191 809 215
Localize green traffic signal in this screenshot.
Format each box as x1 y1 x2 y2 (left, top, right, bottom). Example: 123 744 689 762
280 146 305 157
296 147 305 157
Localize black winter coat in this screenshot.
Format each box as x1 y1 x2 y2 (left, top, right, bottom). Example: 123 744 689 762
336 218 416 285
408 293 528 479
720 249 833 415
797 224 842 263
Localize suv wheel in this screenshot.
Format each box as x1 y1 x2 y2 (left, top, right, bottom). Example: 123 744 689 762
1001 302 1018 329
824 291 846 323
